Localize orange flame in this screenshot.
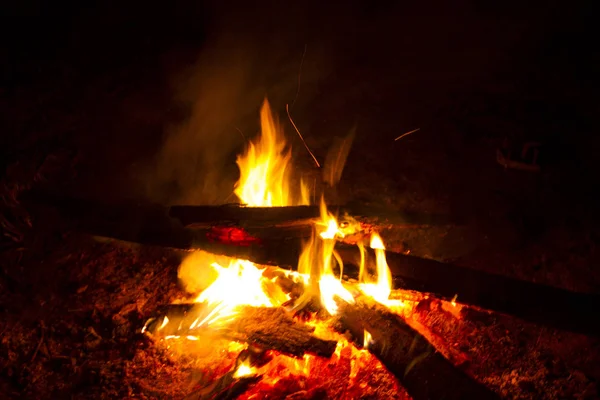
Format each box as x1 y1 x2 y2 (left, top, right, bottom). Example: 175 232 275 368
234 98 309 207
156 99 420 396
234 360 257 378
359 233 403 308
296 198 354 315
176 257 284 330
363 329 374 349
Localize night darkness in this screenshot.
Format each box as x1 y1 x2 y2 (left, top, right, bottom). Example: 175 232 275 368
2 1 600 398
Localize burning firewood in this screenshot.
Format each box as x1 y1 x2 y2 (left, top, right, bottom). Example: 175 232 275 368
336 244 600 337
336 296 500 400
143 304 338 359
179 237 600 337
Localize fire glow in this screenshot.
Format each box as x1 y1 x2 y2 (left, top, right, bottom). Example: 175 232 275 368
145 99 408 395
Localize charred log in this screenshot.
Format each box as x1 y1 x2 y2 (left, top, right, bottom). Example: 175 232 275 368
336 244 600 337
144 304 337 359
21 190 459 231
336 297 500 400
169 202 460 227
24 191 600 335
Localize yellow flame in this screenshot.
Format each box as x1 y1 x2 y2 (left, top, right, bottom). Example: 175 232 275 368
297 198 354 315
363 329 373 349
451 294 458 307
359 233 395 306
158 316 169 331
234 360 257 378
175 99 362 334
234 98 309 207
178 258 279 329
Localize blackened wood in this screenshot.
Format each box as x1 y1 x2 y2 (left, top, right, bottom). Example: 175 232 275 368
21 190 460 231
24 190 600 335
169 203 460 227
335 244 600 336
337 298 500 400
144 304 337 358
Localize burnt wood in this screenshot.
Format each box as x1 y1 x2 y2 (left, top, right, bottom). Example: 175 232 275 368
336 297 500 400
23 191 600 336
186 240 600 336
335 244 600 337
169 203 459 227
144 304 338 358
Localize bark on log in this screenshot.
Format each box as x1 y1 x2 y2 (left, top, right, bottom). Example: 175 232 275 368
336 298 500 400
144 304 337 358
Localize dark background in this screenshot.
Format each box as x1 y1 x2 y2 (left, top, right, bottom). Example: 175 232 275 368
2 0 599 286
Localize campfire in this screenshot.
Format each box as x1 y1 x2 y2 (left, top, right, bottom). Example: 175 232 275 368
12 98 599 399
139 99 496 399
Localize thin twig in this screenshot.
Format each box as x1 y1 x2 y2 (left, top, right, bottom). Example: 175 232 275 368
394 128 421 141
31 321 45 362
291 44 307 110
286 104 320 168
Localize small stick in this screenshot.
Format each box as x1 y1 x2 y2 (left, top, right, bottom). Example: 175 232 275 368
286 104 321 168
31 322 45 362
394 128 420 141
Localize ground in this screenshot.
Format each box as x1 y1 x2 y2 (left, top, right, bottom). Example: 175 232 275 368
2 1 600 399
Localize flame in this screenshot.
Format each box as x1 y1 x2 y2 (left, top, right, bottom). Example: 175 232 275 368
296 198 354 315
147 98 418 397
231 99 354 315
234 360 257 378
182 258 280 329
234 98 309 207
158 316 170 331
451 294 458 307
358 233 403 309
363 329 373 349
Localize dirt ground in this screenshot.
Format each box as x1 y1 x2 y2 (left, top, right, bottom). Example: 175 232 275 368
2 1 600 398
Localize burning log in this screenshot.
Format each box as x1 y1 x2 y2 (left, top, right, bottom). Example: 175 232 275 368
336 297 500 400
336 244 600 337
23 191 600 335
144 304 338 359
